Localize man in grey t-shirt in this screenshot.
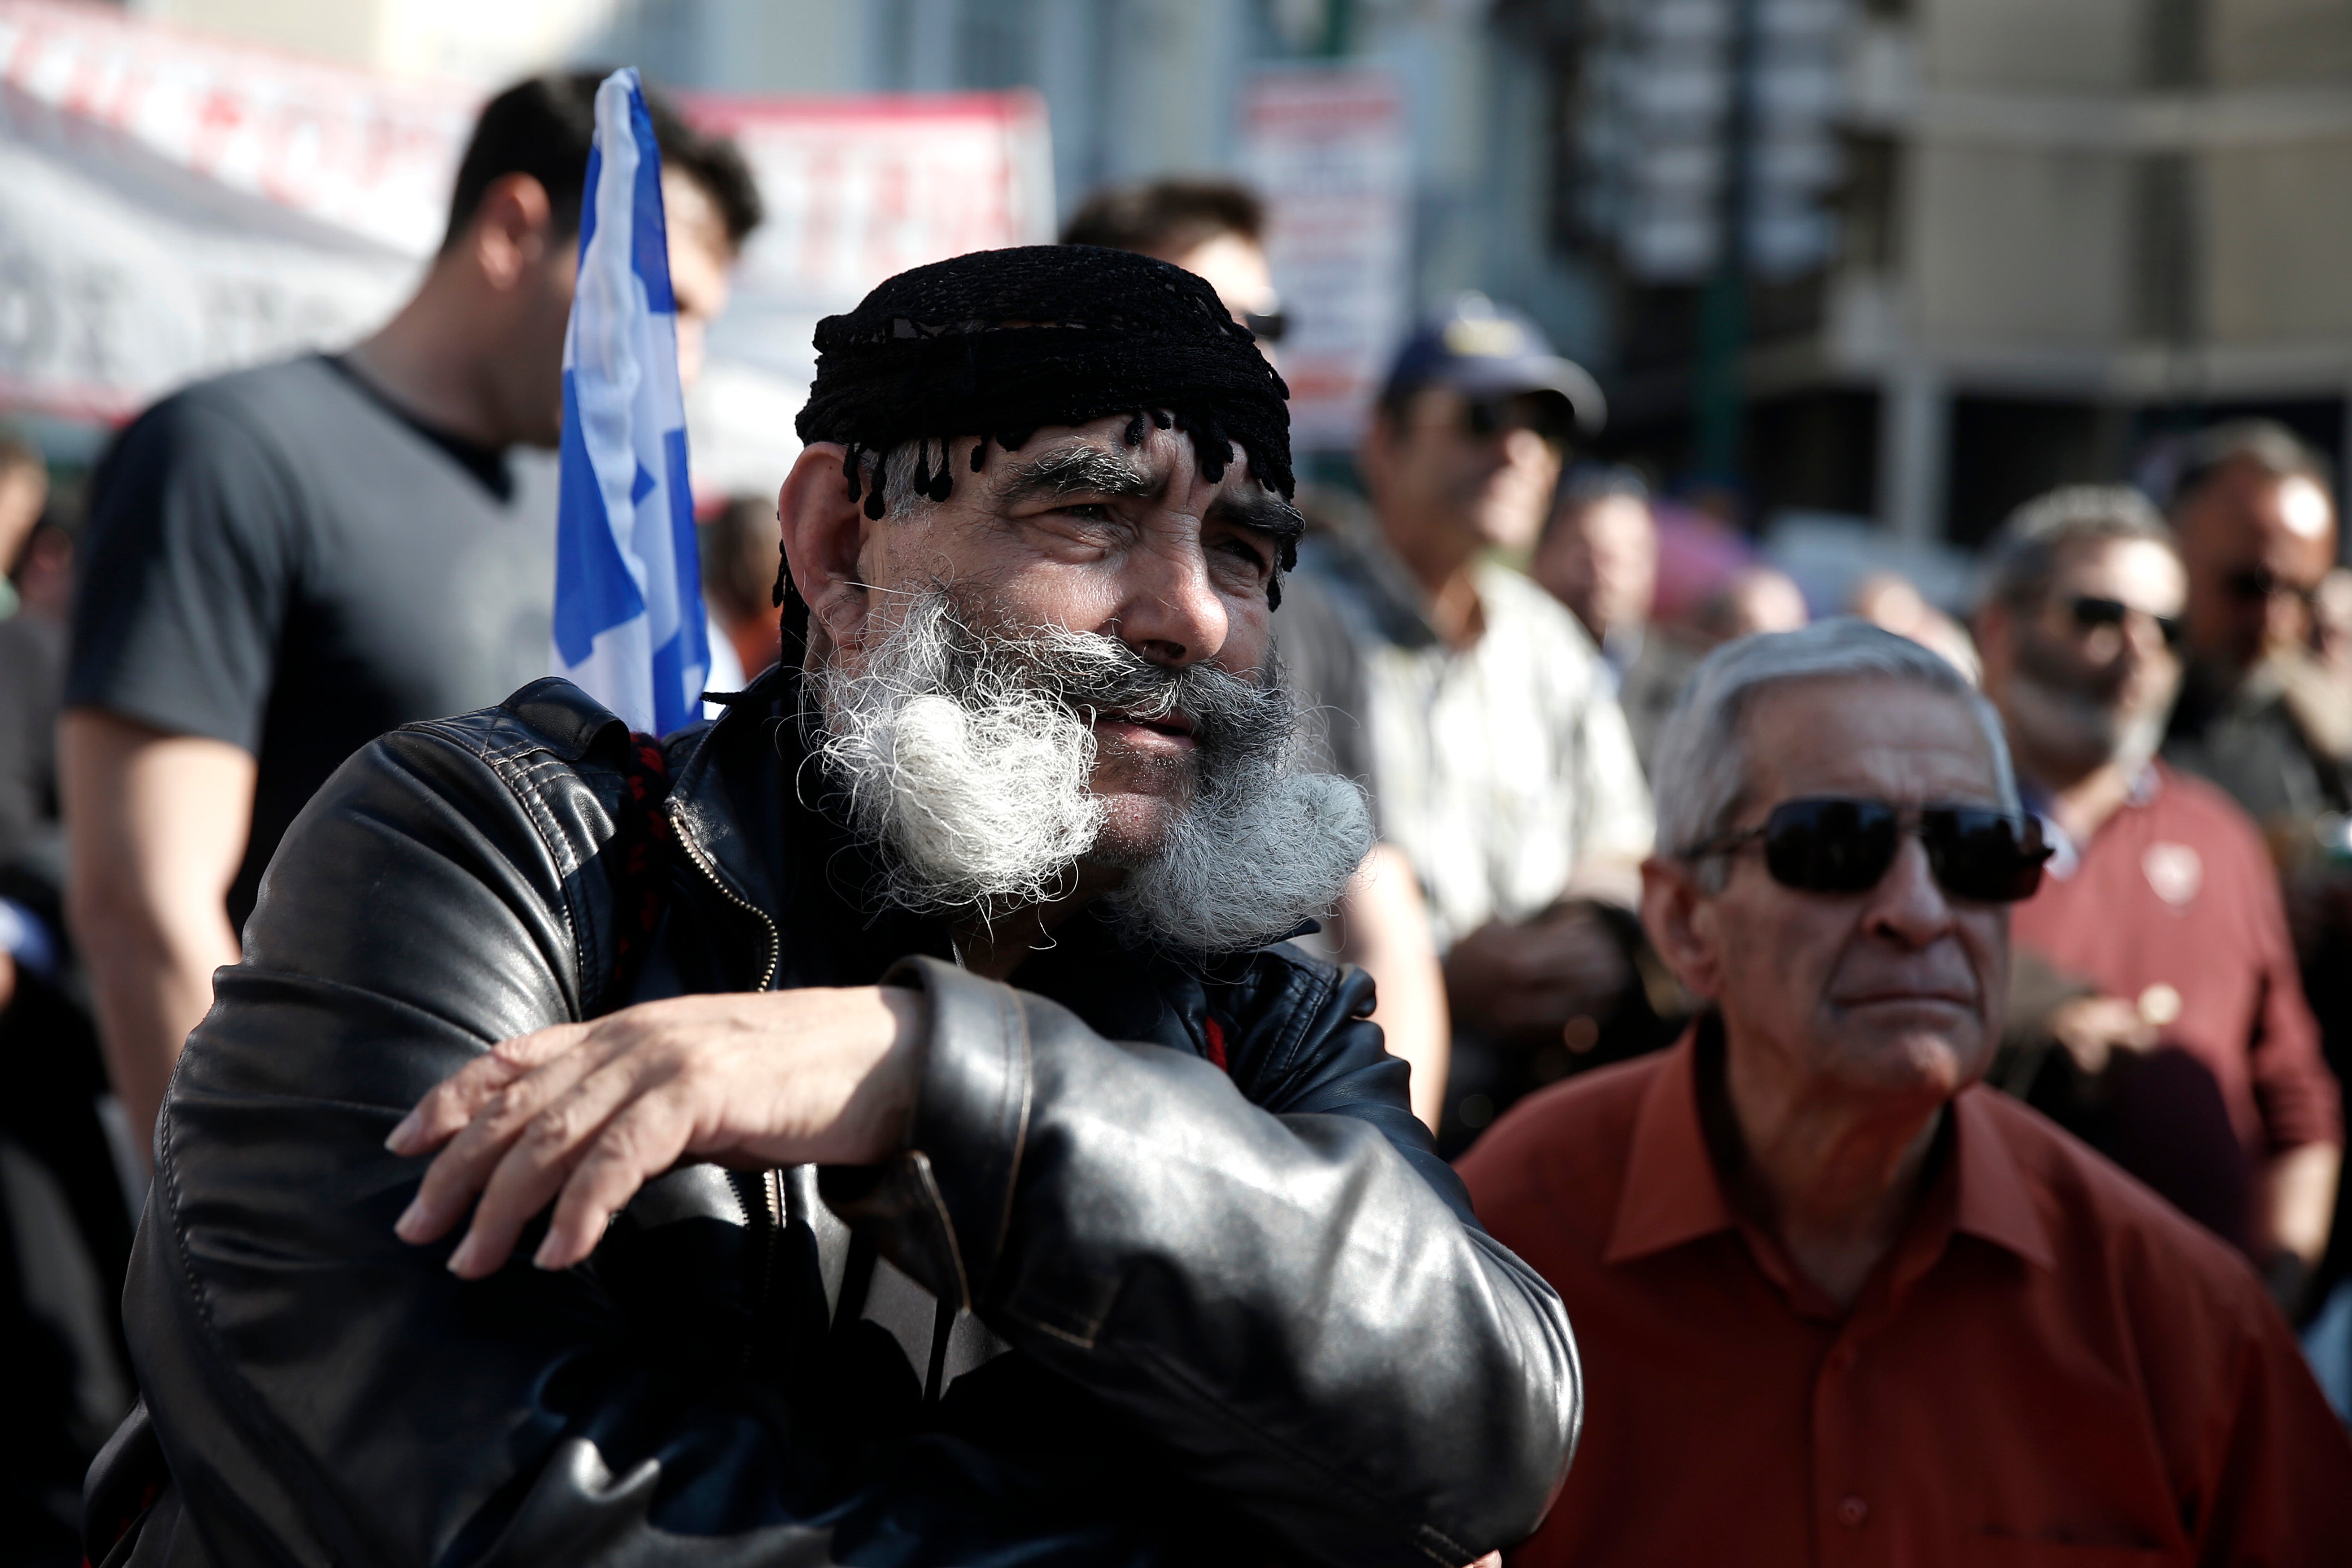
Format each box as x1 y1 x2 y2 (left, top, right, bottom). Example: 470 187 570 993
64 73 760 1160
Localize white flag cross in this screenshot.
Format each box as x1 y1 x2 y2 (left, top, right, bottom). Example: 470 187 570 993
551 67 711 737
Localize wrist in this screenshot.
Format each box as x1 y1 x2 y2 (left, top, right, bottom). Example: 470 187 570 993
838 985 926 1163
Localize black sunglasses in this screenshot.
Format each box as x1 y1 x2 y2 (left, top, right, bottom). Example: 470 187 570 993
1682 797 2051 903
2065 594 2184 650
1462 395 1570 445
1243 309 1288 346
2225 567 2318 608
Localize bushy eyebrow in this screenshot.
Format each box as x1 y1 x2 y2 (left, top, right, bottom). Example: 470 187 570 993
990 444 1160 509
990 438 1303 554
1208 490 1305 554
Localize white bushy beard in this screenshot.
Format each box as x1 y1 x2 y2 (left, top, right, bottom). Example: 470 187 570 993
807 589 1373 956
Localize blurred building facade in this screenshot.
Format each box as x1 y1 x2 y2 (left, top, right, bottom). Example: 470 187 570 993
109 0 2352 547
1553 0 2352 543
115 0 1607 450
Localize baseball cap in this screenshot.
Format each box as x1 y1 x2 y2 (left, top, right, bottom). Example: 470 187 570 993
1379 293 1607 438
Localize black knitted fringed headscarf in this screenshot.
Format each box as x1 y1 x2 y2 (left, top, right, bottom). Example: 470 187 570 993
774 245 1297 646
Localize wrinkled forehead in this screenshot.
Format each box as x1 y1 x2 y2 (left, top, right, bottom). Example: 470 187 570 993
1740 675 2004 812
2046 533 2185 600
2191 463 2338 554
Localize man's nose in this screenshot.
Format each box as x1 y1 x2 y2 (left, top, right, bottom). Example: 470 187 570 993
1114 540 1229 669
1500 427 1553 471
1861 835 1956 949
2121 609 2171 663
2264 590 2310 652
2096 609 2167 670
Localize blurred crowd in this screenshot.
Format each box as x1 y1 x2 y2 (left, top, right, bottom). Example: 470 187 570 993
5 72 2352 1567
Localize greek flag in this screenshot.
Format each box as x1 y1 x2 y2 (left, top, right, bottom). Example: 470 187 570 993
552 67 710 737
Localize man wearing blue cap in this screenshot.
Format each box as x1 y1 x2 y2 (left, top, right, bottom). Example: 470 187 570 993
1284 295 1657 1149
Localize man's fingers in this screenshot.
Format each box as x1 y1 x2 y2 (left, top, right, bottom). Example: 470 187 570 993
531 1095 701 1272
395 1033 613 1247
384 1054 529 1157
389 987 920 1276
443 1054 669 1278
387 1021 593 1155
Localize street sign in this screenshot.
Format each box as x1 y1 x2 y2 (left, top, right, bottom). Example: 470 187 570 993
1242 67 1410 451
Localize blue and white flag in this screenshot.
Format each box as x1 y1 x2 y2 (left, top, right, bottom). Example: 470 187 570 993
552 67 710 737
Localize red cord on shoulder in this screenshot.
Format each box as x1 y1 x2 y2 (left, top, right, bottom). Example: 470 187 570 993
1202 1016 1229 1072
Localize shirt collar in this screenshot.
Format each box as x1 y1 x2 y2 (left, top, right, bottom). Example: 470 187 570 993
2020 761 2162 882
1946 1084 2057 1269
1602 1025 1738 1265
1604 1021 2055 1272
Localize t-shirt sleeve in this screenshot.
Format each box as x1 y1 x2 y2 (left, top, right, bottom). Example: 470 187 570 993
67 394 300 753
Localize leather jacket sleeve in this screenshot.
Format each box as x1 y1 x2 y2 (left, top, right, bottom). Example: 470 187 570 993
835 955 1579 1566
117 702 1575 1566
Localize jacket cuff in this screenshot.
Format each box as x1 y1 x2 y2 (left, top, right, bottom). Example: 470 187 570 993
816 955 1031 1308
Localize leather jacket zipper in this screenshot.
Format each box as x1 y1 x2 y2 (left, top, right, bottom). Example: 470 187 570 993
665 796 789 1369
663 796 782 991
725 1166 787 1377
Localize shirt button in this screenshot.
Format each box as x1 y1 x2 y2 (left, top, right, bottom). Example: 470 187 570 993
1836 1496 1868 1528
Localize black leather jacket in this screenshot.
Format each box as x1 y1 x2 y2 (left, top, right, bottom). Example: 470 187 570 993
90 671 1578 1566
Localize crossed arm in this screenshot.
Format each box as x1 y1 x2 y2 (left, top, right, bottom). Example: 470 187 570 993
390 985 925 1276
382 974 1522 1568
125 720 1572 1566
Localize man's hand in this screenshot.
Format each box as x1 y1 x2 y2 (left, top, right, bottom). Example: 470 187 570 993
2046 995 2157 1076
389 986 926 1279
1444 905 1632 1043
2261 1139 2342 1276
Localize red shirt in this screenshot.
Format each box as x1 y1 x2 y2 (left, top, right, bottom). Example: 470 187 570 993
1457 1031 2352 1568
2011 762 2340 1155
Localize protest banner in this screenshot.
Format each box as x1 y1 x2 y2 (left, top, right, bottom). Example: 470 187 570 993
0 0 1052 497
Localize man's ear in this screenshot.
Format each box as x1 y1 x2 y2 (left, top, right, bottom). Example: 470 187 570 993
1640 855 1724 1003
779 443 873 654
466 173 557 293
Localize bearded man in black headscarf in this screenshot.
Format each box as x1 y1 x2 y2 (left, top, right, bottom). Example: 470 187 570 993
88 248 1578 1568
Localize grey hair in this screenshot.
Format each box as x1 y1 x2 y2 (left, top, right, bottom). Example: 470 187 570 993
1651 618 2021 882
1980 484 2172 609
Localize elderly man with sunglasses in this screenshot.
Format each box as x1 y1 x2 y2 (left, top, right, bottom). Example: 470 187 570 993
1975 486 2340 1309
1458 618 2352 1567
